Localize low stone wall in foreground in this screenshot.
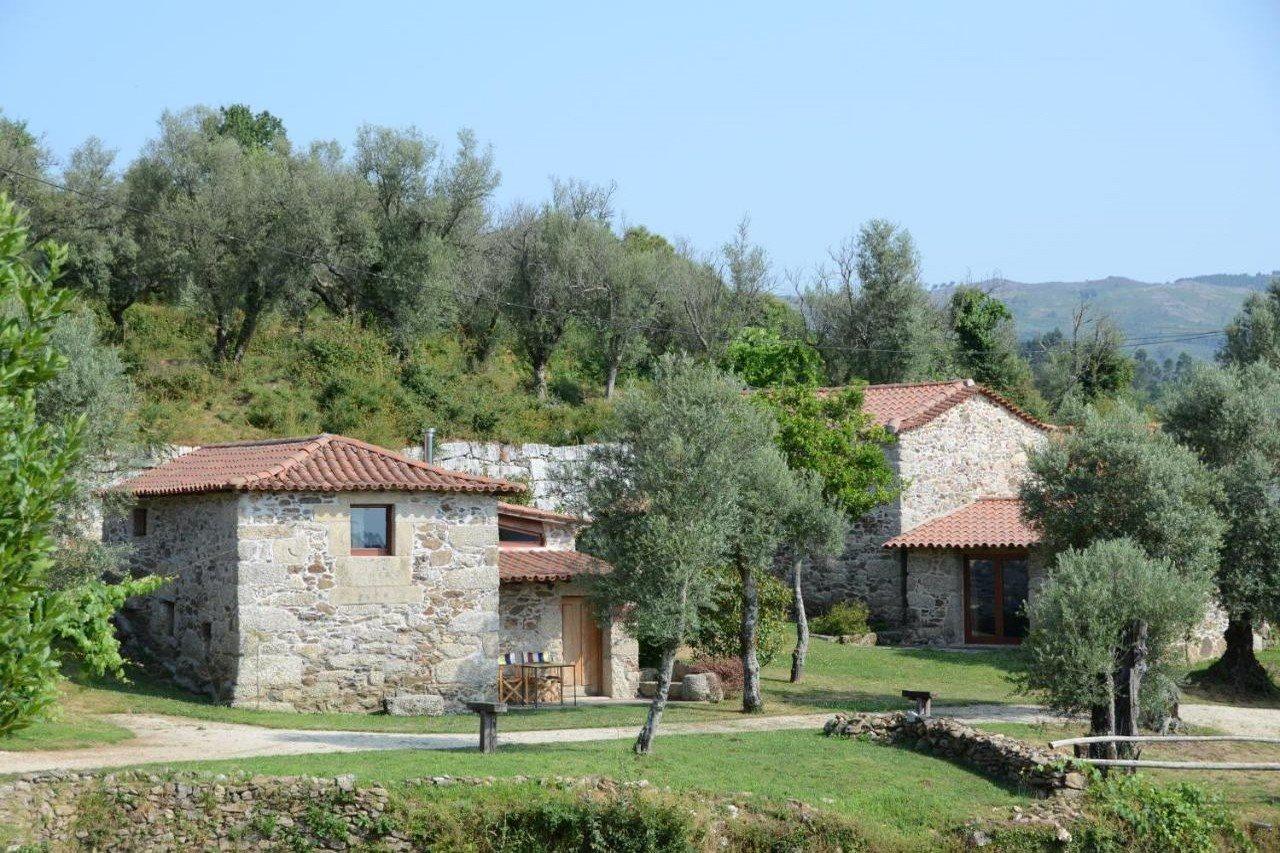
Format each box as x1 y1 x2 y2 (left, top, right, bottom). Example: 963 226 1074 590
823 712 1087 798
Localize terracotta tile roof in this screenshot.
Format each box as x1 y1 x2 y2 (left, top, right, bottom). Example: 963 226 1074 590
499 549 611 583
115 434 523 497
497 502 582 526
820 379 1053 434
883 497 1040 550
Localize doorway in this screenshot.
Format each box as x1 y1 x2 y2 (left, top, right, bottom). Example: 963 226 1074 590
963 554 1029 644
560 596 604 695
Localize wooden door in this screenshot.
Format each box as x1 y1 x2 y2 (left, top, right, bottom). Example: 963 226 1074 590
963 554 1030 645
561 596 604 695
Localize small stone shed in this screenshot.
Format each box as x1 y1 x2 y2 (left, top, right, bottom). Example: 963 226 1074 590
108 433 637 712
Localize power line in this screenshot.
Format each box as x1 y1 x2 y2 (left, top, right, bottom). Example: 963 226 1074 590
0 164 1232 356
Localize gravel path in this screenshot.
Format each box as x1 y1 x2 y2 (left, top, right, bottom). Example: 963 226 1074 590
1 701 1267 775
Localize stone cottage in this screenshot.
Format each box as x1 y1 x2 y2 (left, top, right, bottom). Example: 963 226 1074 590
805 379 1054 646
108 434 638 712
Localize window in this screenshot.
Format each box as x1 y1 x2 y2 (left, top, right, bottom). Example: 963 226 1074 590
350 505 393 556
160 600 176 638
131 507 148 537
498 515 544 548
963 553 1030 645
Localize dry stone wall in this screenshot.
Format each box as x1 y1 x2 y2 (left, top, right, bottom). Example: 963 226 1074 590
408 441 599 512
233 490 500 712
823 712 1086 798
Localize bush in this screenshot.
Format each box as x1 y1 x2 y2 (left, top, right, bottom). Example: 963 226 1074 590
811 600 871 636
686 656 744 693
1070 773 1249 852
691 565 791 665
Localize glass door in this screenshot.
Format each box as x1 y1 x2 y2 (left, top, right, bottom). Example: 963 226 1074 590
964 554 1030 644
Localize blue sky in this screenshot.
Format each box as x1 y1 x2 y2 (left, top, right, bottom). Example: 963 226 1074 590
3 1 1278 286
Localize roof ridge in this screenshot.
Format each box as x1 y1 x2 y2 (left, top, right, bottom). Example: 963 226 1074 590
863 379 970 391
329 434 513 487
197 434 327 449
237 434 336 487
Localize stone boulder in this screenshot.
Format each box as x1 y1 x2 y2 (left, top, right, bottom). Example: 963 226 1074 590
385 693 446 716
679 672 723 703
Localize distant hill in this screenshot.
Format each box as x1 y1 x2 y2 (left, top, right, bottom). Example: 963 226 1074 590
934 271 1280 361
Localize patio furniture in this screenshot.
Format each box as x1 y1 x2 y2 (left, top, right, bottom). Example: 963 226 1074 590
497 653 524 704
465 701 507 753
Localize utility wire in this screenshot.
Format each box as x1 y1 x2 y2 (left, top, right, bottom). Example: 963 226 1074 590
0 164 1231 356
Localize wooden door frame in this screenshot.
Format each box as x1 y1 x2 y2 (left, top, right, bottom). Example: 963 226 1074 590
561 596 604 695
962 551 1029 645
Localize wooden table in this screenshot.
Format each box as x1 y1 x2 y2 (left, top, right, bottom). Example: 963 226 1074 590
465 701 507 753
517 662 578 708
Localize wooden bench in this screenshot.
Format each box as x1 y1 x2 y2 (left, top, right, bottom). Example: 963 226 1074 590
465 701 508 753
901 690 933 717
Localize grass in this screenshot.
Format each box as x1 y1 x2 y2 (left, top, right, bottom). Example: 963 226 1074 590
0 712 133 752
980 720 1280 827
2 641 1025 750
150 728 1031 851
1180 646 1280 709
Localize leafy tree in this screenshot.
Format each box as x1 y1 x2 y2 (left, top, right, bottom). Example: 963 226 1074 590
721 326 823 389
1132 348 1194 406
1163 362 1280 694
1020 539 1211 748
576 357 752 752
692 564 792 666
1219 278 1280 368
210 104 287 152
948 287 1043 413
581 225 664 397
753 385 896 681
0 196 83 735
1022 304 1134 413
801 219 947 384
128 108 326 362
1020 402 1223 741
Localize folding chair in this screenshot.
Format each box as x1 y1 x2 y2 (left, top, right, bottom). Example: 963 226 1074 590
497 652 524 704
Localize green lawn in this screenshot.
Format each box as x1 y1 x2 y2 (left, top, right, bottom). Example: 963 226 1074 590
1180 646 1280 708
0 714 134 752
151 728 1031 851
2 641 1025 751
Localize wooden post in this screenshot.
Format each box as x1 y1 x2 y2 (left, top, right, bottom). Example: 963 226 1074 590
465 701 507 754
901 690 933 717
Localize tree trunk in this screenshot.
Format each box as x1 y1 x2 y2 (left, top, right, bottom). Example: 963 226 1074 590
790 555 808 684
213 319 232 363
1113 620 1148 761
635 643 678 754
605 363 619 399
1194 613 1276 696
740 559 762 713
534 356 550 400
232 310 262 364
1087 674 1118 760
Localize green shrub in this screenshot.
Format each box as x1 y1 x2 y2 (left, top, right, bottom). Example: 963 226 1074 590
691 565 792 666
811 600 871 636
1070 773 1250 852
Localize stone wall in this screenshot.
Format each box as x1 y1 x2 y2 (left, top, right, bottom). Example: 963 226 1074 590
823 712 1086 798
498 579 639 699
109 493 241 699
904 549 1049 645
232 490 500 712
407 441 598 512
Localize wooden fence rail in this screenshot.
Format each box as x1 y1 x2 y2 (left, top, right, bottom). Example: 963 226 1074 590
1047 734 1280 771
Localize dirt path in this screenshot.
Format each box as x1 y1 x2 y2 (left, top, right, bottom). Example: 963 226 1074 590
0 705 1065 775
4 702 1264 775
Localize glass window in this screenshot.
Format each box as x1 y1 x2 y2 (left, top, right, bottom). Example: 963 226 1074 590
351 505 392 555
499 523 543 546
132 507 148 537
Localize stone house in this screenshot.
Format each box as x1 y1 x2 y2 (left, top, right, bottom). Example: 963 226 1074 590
805 379 1054 646
108 434 638 712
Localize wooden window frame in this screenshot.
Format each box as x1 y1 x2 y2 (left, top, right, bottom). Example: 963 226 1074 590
350 504 394 556
131 506 148 537
498 514 545 549
962 551 1029 646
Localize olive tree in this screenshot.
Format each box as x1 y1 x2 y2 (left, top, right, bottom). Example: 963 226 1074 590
1020 402 1224 742
576 357 753 752
1163 362 1280 694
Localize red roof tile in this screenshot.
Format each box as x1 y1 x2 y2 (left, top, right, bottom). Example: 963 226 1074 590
821 379 1053 434
115 434 523 497
883 497 1040 550
499 549 611 583
497 502 582 526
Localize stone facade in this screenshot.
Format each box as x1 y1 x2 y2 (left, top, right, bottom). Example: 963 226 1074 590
408 441 600 513
805 395 1050 638
498 578 639 699
114 490 502 712
901 549 1049 646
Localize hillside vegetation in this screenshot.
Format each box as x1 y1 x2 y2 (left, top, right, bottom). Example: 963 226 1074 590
123 303 615 447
